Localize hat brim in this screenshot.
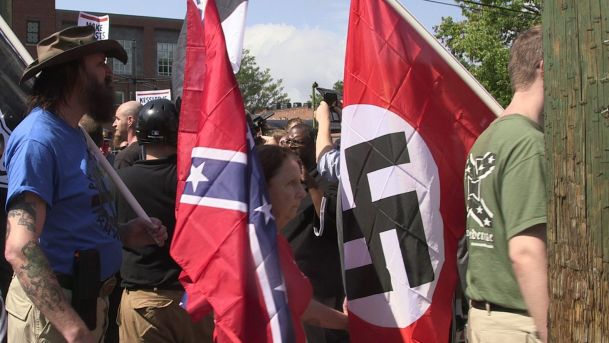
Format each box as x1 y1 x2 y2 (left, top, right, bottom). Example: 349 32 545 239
20 39 128 85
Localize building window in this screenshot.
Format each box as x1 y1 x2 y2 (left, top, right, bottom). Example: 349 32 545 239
112 40 134 76
114 91 125 106
26 21 40 44
157 42 176 76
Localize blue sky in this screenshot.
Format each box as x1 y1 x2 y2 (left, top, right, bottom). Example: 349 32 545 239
56 0 462 101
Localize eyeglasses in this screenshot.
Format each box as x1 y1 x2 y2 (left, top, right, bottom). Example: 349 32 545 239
281 138 307 148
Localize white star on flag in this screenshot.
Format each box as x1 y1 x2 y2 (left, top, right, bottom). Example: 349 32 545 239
483 218 491 227
187 161 209 193
254 200 274 225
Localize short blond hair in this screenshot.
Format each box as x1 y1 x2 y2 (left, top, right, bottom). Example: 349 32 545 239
508 25 543 92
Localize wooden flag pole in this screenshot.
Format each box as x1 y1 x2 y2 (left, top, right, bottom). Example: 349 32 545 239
544 0 609 341
0 15 34 65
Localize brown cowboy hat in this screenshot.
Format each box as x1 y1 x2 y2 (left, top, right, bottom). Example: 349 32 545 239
20 25 128 84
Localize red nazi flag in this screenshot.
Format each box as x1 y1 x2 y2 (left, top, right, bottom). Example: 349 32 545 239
339 0 499 342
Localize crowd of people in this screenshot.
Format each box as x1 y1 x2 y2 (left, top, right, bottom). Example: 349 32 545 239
0 21 547 343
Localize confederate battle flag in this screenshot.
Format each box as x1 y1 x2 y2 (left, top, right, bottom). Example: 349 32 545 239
171 1 294 342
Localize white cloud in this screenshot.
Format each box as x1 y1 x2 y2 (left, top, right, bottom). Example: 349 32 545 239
244 23 346 102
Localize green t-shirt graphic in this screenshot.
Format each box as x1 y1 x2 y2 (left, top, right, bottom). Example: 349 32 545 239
464 114 547 311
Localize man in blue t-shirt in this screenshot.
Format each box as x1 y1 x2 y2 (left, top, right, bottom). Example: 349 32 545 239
4 26 167 343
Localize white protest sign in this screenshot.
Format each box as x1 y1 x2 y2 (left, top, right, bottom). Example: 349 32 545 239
78 12 110 40
136 89 172 105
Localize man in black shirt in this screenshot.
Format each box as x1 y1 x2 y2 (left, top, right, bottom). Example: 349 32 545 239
116 99 212 342
112 100 141 169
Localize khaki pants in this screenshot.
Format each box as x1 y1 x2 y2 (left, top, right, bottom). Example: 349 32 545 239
5 276 109 343
468 306 542 343
118 288 214 343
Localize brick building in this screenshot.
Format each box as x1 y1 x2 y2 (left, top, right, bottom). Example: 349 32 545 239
4 0 182 105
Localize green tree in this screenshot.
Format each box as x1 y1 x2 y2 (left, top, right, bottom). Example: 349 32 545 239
236 49 290 114
332 80 344 94
434 1 541 107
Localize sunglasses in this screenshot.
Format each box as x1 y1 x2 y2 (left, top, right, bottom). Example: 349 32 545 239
281 138 307 148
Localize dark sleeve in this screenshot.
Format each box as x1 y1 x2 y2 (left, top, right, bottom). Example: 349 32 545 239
113 155 126 170
113 149 127 169
116 169 137 223
114 144 141 170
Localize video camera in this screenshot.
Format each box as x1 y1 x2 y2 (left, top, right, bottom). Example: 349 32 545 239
250 111 275 134
315 87 342 123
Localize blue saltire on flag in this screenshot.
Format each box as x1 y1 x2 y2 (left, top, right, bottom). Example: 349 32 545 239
170 1 295 342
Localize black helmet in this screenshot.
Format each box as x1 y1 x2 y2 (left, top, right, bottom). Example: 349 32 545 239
136 99 178 146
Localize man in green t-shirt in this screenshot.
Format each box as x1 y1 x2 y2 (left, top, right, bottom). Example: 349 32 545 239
464 25 548 343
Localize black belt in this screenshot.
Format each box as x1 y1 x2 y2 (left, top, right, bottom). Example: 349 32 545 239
125 285 184 292
470 300 529 315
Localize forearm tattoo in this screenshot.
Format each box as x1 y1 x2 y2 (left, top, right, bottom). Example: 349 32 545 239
8 195 66 312
7 194 37 233
17 241 65 312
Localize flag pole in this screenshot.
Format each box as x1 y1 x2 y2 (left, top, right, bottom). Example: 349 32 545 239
312 81 318 129
385 0 503 116
0 15 34 65
79 126 161 244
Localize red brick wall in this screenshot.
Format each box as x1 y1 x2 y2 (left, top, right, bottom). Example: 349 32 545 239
12 0 56 57
53 10 182 102
55 10 182 80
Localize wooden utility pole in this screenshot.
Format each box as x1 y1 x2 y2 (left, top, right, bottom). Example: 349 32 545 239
544 1 609 342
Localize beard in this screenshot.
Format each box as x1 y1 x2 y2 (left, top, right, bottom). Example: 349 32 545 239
81 73 115 123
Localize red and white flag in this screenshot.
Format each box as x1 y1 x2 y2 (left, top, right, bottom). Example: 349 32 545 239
339 0 500 342
171 1 294 342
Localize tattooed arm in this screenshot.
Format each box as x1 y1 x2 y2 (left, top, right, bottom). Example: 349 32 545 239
4 192 94 343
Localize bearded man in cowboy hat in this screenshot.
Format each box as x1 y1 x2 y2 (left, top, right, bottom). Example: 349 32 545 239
3 26 168 343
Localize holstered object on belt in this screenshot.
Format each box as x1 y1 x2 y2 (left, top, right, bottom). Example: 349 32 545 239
71 249 100 330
